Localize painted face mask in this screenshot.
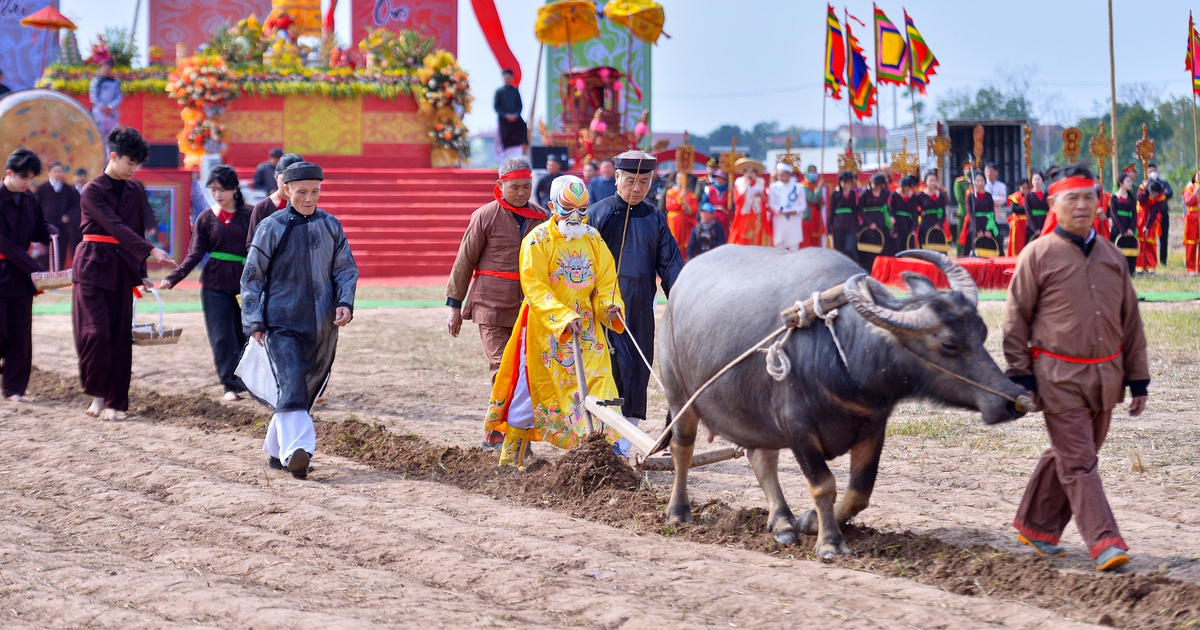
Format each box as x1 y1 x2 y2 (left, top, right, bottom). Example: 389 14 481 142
554 181 589 224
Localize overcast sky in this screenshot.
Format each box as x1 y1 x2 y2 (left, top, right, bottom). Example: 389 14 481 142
62 0 1200 135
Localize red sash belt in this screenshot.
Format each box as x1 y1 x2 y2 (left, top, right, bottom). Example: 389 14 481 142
474 269 519 281
1031 347 1121 364
82 234 120 245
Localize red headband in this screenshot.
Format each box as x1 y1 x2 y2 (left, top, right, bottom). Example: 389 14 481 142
499 169 532 181
1048 176 1095 197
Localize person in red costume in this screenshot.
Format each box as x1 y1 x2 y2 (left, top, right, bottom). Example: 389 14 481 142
728 158 772 246
664 170 698 257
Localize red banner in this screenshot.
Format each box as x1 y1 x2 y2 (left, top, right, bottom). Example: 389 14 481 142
469 0 520 86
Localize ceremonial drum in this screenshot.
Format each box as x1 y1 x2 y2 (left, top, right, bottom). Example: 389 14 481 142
921 226 950 253
1116 234 1140 258
856 226 885 254
973 235 1000 258
0 89 106 186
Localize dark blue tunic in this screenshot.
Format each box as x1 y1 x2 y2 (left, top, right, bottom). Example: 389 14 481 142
241 207 358 413
588 196 683 420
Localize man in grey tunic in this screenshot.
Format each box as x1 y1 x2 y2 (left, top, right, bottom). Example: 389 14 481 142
242 161 358 479
89 61 123 140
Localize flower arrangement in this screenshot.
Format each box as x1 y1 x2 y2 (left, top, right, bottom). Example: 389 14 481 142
416 50 472 115
429 119 469 153
359 28 434 71
167 55 235 110
168 54 235 167
36 64 171 94
37 28 474 163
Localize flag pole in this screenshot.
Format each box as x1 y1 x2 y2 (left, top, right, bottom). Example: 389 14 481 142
904 19 921 176
1192 12 1198 176
1108 0 1119 186
845 9 855 166
873 9 882 169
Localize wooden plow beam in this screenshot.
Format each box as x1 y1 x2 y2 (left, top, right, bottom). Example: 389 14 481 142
581 395 745 471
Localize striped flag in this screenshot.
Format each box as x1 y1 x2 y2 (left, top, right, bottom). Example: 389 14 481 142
1188 13 1200 96
847 21 876 119
905 10 939 95
874 4 908 85
825 5 846 100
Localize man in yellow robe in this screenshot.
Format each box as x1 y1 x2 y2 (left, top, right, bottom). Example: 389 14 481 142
484 176 626 468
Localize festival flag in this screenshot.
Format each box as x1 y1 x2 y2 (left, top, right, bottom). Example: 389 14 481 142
904 10 939 95
847 21 877 119
873 5 908 85
1187 12 1200 96
825 5 846 100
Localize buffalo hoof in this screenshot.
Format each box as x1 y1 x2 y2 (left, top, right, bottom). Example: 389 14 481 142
816 539 855 560
771 528 799 545
795 510 819 536
666 504 693 525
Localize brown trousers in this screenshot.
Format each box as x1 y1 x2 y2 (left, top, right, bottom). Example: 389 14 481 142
1013 407 1127 559
479 324 513 381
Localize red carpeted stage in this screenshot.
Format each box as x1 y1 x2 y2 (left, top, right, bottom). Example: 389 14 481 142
871 255 1018 291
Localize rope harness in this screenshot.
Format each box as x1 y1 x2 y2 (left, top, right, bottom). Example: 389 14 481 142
764 291 849 381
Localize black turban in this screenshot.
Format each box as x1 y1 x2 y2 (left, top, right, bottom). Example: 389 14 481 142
275 153 305 174
283 161 324 183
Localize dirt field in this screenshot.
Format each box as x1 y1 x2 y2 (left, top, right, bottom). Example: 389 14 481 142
2 291 1199 628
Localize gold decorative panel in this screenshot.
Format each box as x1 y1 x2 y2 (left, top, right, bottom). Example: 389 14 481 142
362 111 432 145
142 97 183 143
225 111 284 144
283 96 362 155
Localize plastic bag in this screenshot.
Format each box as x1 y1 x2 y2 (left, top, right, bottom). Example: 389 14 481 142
235 339 277 408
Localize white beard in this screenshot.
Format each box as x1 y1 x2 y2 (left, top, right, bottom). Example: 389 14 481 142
558 221 587 241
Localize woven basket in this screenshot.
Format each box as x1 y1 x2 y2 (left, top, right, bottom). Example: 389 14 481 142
32 234 73 291
132 287 183 346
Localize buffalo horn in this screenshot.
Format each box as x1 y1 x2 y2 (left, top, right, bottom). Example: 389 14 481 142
843 273 941 333
896 249 979 306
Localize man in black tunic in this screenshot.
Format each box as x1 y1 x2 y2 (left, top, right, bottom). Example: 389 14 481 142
33 161 80 270
1 149 57 401
588 150 684 456
242 162 358 479
494 69 526 158
73 127 176 420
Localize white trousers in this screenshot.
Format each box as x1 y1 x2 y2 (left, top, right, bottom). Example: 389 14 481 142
507 332 536 430
773 213 804 250
263 410 317 464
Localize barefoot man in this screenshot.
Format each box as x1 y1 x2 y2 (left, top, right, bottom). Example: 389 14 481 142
74 127 176 420
242 161 358 479
1 148 57 402
1004 162 1149 572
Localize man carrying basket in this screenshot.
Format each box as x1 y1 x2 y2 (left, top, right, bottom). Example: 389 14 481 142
73 127 177 421
1 148 58 402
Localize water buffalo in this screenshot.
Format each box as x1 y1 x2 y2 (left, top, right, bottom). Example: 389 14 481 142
657 247 1027 558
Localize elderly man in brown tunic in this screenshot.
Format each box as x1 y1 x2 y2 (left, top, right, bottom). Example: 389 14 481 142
446 157 546 447
74 127 176 421
1003 162 1149 572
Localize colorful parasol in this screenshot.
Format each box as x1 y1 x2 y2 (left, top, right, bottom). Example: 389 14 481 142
603 0 668 44
535 0 600 47
19 6 76 30
21 6 77 74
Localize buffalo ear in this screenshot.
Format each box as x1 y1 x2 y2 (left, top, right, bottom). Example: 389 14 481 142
901 271 939 297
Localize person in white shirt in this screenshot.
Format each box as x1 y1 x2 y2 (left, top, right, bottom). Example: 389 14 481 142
768 162 807 250
984 162 1008 223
